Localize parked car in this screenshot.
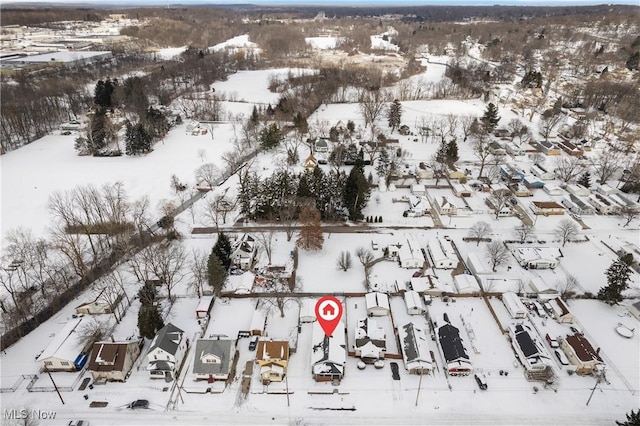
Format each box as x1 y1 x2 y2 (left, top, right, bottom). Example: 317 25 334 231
570 326 582 335
474 374 488 390
128 399 149 409
545 333 559 348
249 336 259 351
554 350 570 366
390 362 400 380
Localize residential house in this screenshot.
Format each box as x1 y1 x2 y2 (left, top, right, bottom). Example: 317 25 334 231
315 138 329 153
303 154 318 171
410 274 455 296
502 292 527 319
365 292 390 316
562 194 596 216
37 317 91 372
499 164 525 183
566 184 590 197
407 195 430 217
548 297 575 323
427 238 458 270
543 183 564 196
231 234 258 270
88 340 142 382
588 193 619 215
512 247 561 270
398 322 433 374
256 340 289 383
195 296 215 319
403 290 425 315
513 183 533 197
415 165 434 179
452 183 473 198
529 276 559 299
449 170 466 180
530 164 555 180
522 175 544 189
558 140 584 157
508 324 553 380
537 140 561 155
466 253 492 276
438 322 472 376
411 184 426 196
192 338 235 382
453 274 481 295
398 236 426 269
436 196 458 216
75 290 118 315
354 317 386 362
506 143 525 156
146 323 189 380
311 321 346 382
530 201 565 216
560 334 603 375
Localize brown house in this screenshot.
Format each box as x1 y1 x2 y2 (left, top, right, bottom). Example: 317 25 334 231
530 201 565 216
256 340 289 383
560 333 603 375
88 340 142 382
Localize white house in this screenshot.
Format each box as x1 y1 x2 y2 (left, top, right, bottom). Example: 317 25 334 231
530 164 555 180
404 290 425 315
147 323 189 380
512 247 561 270
37 316 90 372
250 308 267 336
88 340 142 382
398 322 433 374
411 184 426 196
299 299 317 323
466 252 492 275
453 274 481 295
452 183 473 198
398 236 426 269
75 290 118 315
508 324 553 380
528 276 559 299
427 238 458 269
365 292 390 316
231 233 258 270
192 338 235 381
410 275 455 296
354 317 386 362
566 184 590 197
543 183 564 196
502 292 527 319
588 193 618 215
436 196 459 216
311 321 346 382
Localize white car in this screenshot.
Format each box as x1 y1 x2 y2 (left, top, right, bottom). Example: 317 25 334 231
555 350 570 366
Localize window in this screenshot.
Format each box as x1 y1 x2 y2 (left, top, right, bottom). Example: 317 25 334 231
44 361 53 366
61 361 69 366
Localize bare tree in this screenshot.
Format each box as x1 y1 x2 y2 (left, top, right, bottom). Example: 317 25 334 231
359 88 388 139
620 206 640 227
205 190 237 231
279 196 300 242
259 277 301 318
554 156 582 183
592 149 623 185
488 191 510 220
337 251 352 272
557 274 579 299
471 124 492 178
195 163 221 188
188 249 208 297
355 246 375 288
554 219 579 247
94 272 127 324
467 221 492 246
486 241 510 272
140 242 187 302
255 230 276 264
538 109 563 141
512 224 536 244
460 116 475 142
78 317 111 349
530 152 546 167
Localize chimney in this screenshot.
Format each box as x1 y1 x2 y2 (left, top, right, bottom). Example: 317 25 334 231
110 335 115 342
596 347 600 354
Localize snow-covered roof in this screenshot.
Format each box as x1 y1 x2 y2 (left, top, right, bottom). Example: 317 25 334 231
311 321 346 376
403 290 425 311
512 247 561 264
365 292 390 311
227 271 255 294
38 316 87 364
8 51 111 63
467 252 492 275
438 322 470 364
192 339 234 376
398 322 432 370
148 323 185 356
196 296 214 313
453 274 481 294
427 238 457 263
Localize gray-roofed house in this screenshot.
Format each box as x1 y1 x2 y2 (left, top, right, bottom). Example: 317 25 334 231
192 338 235 381
437 322 472 376
354 317 386 363
146 323 189 380
311 321 346 382
508 324 553 381
398 322 432 374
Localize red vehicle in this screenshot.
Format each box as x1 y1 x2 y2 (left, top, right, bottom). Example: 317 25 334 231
545 333 559 348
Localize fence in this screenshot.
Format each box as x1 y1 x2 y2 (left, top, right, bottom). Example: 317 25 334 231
0 375 34 393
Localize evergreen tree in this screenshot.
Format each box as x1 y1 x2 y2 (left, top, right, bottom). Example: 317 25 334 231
616 409 640 426
481 103 501 132
521 70 543 88
266 104 275 116
125 121 152 155
347 120 355 133
577 171 592 188
297 171 312 198
598 256 632 305
626 51 640 71
94 78 118 109
376 148 390 179
137 281 156 306
207 252 227 296
138 303 164 339
446 139 459 163
250 105 260 127
145 107 170 140
212 232 232 270
260 123 282 150
387 99 402 132
88 108 108 155
343 161 370 221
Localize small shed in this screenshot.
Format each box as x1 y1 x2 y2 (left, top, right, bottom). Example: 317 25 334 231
567 184 590 197
196 296 215 319
549 297 575 324
452 183 473 198
299 299 317 323
453 274 481 295
250 308 267 336
365 292 390 317
403 290 425 315
411 184 426 196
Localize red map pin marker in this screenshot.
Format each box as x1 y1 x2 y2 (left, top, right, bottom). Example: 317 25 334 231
315 296 343 338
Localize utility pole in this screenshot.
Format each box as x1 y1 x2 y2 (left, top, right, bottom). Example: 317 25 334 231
285 373 290 407
585 371 603 406
415 368 424 407
46 370 65 405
